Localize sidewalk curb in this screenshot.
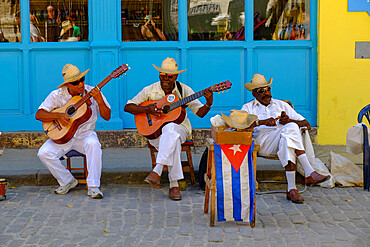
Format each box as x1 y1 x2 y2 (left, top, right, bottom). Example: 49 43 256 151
2 170 304 187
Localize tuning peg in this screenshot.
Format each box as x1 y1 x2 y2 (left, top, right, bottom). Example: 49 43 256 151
128 67 131 70
125 73 127 75
226 89 228 92
218 92 220 94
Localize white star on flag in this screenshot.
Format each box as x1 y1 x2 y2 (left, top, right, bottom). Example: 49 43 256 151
229 145 242 155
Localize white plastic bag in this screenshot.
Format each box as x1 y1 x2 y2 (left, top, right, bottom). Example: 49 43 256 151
210 115 227 127
346 123 369 155
329 151 363 187
296 130 335 188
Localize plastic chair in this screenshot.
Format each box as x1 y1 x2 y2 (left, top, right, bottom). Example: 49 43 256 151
148 140 196 188
60 150 88 187
357 104 370 190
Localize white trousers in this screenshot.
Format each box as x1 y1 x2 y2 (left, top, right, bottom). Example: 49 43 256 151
256 123 305 167
37 133 102 187
149 123 189 182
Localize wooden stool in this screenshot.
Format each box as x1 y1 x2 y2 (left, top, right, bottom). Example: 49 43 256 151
148 140 196 188
60 150 88 186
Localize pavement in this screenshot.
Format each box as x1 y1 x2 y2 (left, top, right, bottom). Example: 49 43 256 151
0 145 368 246
0 184 369 246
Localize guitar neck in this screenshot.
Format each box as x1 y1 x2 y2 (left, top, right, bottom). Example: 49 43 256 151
73 76 111 109
169 90 205 111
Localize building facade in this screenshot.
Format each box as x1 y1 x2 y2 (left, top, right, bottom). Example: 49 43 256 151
0 0 320 141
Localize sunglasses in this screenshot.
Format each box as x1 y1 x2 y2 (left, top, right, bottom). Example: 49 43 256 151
159 72 175 78
256 86 271 94
69 76 85 86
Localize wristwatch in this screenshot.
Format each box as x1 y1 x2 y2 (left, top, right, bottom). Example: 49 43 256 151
255 119 260 126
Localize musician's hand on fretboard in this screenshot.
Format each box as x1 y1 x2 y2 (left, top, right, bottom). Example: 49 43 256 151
90 87 105 104
203 88 213 106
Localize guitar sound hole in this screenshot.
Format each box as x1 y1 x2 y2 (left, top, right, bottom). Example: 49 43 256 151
67 106 76 115
162 105 170 114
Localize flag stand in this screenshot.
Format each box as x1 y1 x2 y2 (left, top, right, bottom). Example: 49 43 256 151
203 136 259 228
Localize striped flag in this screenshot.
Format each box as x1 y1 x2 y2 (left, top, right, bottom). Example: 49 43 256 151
214 142 255 222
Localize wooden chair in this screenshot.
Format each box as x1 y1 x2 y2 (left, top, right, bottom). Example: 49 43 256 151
60 150 88 186
357 104 370 190
148 140 196 188
204 138 259 227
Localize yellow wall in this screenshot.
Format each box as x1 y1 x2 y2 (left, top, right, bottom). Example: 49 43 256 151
318 0 370 145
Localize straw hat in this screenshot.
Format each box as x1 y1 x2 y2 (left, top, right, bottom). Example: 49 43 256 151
244 73 273 91
153 57 186 74
58 64 90 88
60 20 73 37
221 110 258 129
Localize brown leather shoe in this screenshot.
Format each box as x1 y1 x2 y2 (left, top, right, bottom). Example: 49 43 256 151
286 189 304 204
169 187 182 201
144 171 161 185
305 171 330 185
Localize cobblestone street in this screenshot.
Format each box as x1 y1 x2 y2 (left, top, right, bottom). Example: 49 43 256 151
0 183 369 246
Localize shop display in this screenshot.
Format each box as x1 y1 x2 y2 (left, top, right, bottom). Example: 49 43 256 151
121 0 178 41
0 0 21 42
29 0 88 42
254 0 310 40
187 0 245 41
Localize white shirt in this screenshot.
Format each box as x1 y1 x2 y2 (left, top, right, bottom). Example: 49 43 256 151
241 98 305 137
127 81 203 137
38 85 111 140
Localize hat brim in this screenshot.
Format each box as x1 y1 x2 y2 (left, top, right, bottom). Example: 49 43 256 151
221 112 233 128
232 114 258 129
153 64 186 74
58 68 90 88
244 78 273 91
221 112 258 129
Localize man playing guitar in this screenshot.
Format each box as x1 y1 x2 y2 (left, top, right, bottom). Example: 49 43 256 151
36 63 111 199
124 57 213 201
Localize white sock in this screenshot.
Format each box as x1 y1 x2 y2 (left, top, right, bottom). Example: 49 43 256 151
153 164 163 176
170 180 178 188
286 171 297 192
297 154 315 177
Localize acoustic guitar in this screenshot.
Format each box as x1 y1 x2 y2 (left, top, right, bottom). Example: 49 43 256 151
135 80 232 139
42 64 129 144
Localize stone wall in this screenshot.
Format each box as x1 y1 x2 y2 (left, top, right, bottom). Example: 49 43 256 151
0 128 317 149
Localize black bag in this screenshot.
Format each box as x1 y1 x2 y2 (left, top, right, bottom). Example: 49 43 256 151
198 147 208 190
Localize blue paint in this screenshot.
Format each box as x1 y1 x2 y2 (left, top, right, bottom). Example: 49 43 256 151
0 0 317 131
348 0 370 15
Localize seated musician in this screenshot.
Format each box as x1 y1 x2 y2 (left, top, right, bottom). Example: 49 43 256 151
124 57 213 201
242 73 329 203
36 64 111 199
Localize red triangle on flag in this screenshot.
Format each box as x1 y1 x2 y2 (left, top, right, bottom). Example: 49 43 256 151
220 144 251 172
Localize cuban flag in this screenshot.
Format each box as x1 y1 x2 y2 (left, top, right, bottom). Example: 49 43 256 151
214 142 255 222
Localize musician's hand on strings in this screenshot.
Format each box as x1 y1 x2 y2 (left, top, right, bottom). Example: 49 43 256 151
279 111 290 125
90 87 104 104
57 113 70 127
146 103 162 117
